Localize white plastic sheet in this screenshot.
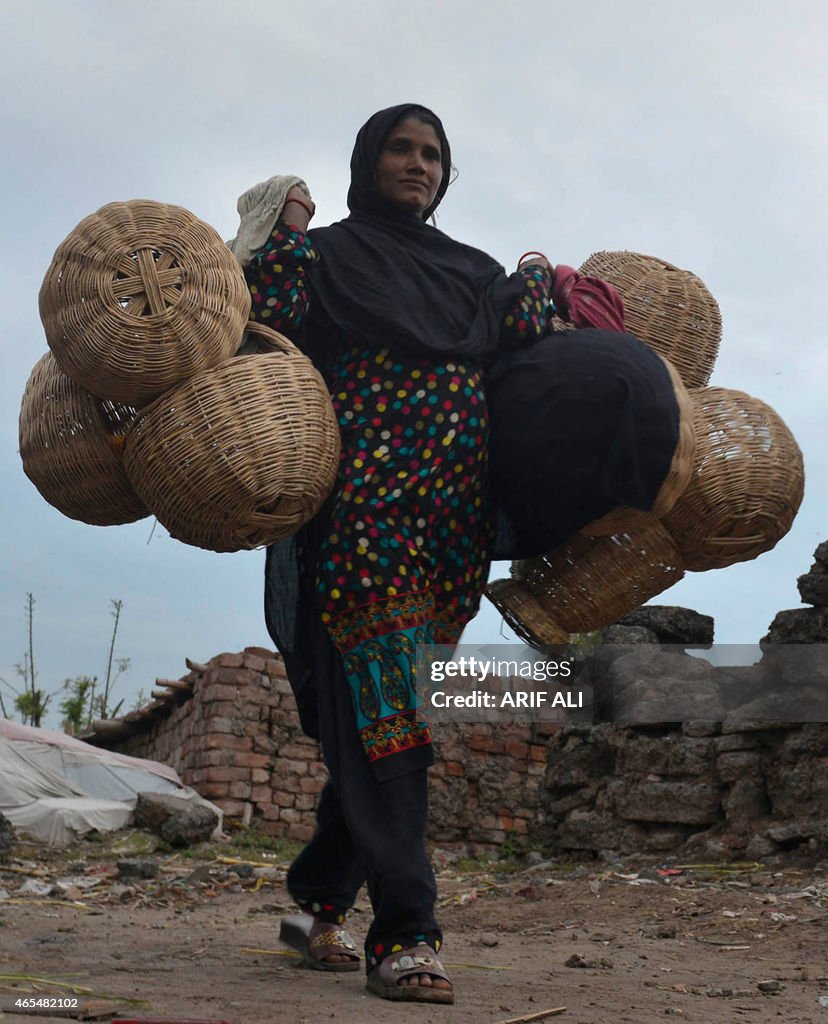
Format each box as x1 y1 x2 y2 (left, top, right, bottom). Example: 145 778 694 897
0 719 221 844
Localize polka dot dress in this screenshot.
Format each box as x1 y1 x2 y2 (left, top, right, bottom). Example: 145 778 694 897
317 347 491 763
246 222 552 767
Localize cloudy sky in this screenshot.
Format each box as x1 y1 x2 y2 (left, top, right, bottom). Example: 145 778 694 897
2 0 826 724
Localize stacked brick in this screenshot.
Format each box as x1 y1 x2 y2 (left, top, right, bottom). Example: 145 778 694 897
429 721 558 854
111 648 325 842
107 648 559 853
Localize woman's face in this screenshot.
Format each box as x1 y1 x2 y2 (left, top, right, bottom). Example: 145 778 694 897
374 116 443 216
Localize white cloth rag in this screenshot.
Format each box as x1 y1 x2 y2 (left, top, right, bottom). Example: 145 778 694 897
226 175 313 267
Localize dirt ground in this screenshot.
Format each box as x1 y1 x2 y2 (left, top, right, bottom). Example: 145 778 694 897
2 835 828 1024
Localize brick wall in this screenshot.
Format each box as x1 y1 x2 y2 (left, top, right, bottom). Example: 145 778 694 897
109 648 555 852
105 648 827 859
111 649 324 842
428 720 557 854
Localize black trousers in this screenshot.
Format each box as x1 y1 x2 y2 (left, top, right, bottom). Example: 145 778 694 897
284 625 441 959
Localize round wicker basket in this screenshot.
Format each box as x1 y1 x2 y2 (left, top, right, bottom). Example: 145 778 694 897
39 200 251 406
662 387 804 571
492 520 685 641
485 579 571 647
122 322 340 552
578 251 722 389
581 354 696 538
19 353 148 525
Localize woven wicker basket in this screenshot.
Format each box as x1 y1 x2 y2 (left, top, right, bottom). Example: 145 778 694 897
515 521 685 632
122 322 340 552
581 354 696 537
39 200 251 406
19 353 148 525
487 520 685 646
485 579 571 647
662 387 804 571
578 251 721 389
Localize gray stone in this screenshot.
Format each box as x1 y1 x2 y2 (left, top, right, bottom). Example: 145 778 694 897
616 735 673 776
723 778 769 822
797 570 828 607
549 737 613 789
744 833 779 859
759 643 828 692
544 786 599 818
588 638 661 721
555 809 647 853
597 624 660 646
766 820 828 844
668 738 717 777
617 606 714 646
252 865 280 879
794 541 828 606
610 652 724 724
184 864 217 885
761 607 828 645
716 751 762 783
618 734 714 778
595 643 665 688
682 831 737 860
723 689 828 732
811 540 828 568
133 792 219 847
715 667 766 712
765 759 828 819
640 827 691 853
614 780 721 825
0 812 14 861
116 858 159 879
714 733 760 752
778 723 828 757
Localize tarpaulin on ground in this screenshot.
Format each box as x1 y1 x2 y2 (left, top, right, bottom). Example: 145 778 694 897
0 719 220 844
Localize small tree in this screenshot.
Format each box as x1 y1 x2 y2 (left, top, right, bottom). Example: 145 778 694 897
4 594 129 730
98 600 128 719
14 689 50 726
11 594 50 727
59 676 96 734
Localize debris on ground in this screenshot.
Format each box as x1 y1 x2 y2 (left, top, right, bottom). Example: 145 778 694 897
0 827 826 1023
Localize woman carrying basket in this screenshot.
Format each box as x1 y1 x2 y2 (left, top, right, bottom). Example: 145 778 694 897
234 103 624 1004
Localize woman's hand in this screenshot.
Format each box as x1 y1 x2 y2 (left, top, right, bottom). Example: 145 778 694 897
283 188 316 231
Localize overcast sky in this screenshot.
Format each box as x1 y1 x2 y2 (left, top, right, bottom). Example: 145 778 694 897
2 0 826 725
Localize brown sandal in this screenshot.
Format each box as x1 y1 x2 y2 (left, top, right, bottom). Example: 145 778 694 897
279 914 360 972
366 943 454 1004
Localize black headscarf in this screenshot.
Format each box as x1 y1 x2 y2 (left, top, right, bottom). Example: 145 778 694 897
307 103 522 363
